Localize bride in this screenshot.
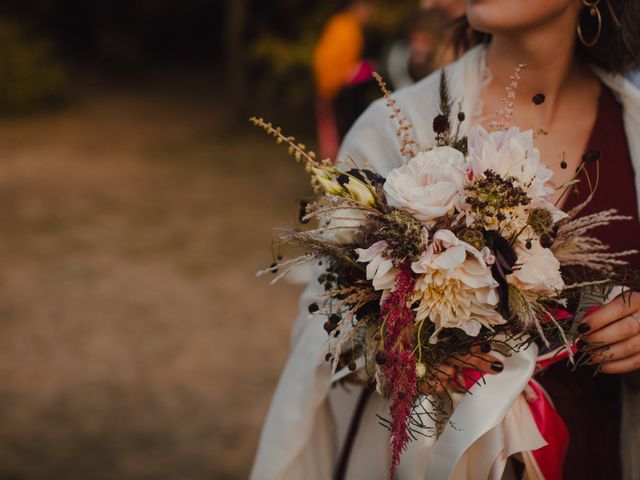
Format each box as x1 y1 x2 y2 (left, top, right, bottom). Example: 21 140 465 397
252 0 640 478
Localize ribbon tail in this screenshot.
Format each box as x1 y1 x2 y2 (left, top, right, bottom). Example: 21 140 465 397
426 343 544 480
523 380 569 480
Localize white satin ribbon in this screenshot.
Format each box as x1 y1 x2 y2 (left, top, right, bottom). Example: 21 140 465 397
427 343 547 480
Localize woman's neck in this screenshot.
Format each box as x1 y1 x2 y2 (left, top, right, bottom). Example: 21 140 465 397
485 8 592 124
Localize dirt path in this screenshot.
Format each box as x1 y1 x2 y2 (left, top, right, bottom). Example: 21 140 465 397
0 80 308 479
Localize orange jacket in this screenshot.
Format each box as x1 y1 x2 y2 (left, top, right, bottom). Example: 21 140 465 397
313 12 364 101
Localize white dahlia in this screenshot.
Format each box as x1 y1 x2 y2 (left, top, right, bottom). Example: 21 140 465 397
411 230 505 342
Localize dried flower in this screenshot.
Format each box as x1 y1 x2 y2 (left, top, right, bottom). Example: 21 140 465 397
532 93 546 105
380 263 417 479
433 114 450 134
528 208 554 235
582 148 601 164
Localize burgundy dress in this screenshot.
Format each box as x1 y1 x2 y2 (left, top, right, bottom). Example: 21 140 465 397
536 86 640 479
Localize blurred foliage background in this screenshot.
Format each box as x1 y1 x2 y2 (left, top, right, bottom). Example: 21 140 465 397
0 1 425 479
0 0 418 120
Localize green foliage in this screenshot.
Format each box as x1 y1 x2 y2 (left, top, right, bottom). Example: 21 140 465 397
0 18 68 114
249 31 318 108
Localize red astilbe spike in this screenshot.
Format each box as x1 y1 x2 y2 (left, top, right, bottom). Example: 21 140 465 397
380 262 417 479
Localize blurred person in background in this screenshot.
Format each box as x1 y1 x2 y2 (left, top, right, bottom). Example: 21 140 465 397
385 0 465 90
313 0 376 160
384 13 445 90
419 0 465 66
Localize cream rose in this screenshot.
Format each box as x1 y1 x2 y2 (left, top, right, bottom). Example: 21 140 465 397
383 147 466 225
509 240 564 295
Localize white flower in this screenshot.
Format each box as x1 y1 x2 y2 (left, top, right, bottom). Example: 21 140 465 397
509 240 564 295
343 176 376 206
529 197 568 224
356 240 397 292
416 363 427 378
324 208 367 243
411 230 505 342
312 167 343 195
383 147 466 225
467 125 554 199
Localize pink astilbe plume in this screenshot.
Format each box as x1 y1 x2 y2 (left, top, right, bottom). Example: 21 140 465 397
381 262 417 479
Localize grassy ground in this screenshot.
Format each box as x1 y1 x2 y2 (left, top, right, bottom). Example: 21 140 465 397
0 76 310 479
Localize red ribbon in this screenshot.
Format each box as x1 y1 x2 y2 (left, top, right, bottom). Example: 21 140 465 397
457 307 601 479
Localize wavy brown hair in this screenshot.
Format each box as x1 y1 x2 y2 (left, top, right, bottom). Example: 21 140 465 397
454 0 640 74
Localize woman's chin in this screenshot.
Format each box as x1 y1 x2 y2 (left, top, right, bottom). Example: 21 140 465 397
467 0 572 34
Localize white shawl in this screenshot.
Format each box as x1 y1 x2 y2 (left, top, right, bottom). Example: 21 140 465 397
251 46 640 480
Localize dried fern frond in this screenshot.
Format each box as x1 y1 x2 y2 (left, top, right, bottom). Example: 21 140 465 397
250 116 332 192
552 208 637 271
373 72 417 160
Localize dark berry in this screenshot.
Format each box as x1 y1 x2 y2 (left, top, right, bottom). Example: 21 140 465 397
433 114 450 134
457 111 466 122
526 240 533 249
308 303 319 314
560 160 568 169
540 233 554 249
329 314 341 325
532 93 546 105
325 353 332 361
582 148 601 164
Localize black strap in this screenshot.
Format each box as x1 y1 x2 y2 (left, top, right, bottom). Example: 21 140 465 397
333 384 374 480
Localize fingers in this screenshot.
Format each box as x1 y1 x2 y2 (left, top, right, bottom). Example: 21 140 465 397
583 314 640 346
418 364 455 396
449 352 503 374
599 351 640 374
587 332 640 365
580 292 640 333
450 371 468 393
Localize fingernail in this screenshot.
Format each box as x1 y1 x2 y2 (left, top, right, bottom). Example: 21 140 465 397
491 361 504 373
578 323 591 334
481 343 492 353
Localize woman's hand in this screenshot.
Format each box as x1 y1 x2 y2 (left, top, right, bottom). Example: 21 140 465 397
581 291 640 374
417 346 504 395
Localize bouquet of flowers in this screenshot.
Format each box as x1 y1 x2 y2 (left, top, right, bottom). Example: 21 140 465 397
253 70 638 478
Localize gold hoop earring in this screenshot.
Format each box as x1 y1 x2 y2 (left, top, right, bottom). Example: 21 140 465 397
577 0 603 48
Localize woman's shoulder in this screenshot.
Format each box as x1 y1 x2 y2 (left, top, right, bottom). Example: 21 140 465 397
336 69 447 174
338 47 486 174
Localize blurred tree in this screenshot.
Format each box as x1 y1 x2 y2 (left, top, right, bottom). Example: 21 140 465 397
0 18 68 114
225 0 248 114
